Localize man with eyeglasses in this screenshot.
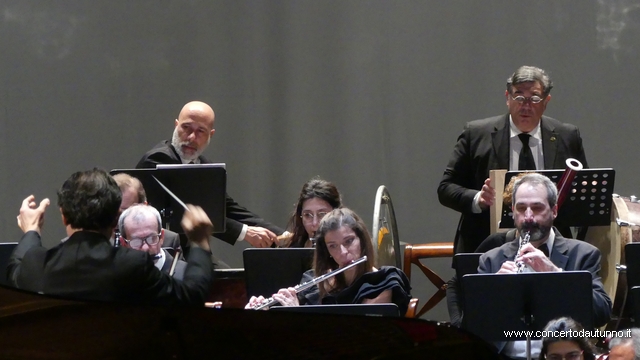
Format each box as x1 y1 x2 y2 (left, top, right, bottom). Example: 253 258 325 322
112 173 181 251
7 169 213 305
438 65 588 255
118 204 188 280
136 101 284 249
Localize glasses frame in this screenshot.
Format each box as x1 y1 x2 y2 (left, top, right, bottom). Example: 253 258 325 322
510 94 545 104
122 232 162 248
300 211 329 224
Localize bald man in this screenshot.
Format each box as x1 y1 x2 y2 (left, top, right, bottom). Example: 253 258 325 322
136 101 284 251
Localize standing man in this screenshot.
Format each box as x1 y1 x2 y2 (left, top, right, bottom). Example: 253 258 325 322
136 101 284 248
438 66 588 254
118 204 187 280
7 169 213 305
477 173 611 359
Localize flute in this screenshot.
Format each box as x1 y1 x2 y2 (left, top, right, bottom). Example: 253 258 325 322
252 255 367 310
516 231 530 273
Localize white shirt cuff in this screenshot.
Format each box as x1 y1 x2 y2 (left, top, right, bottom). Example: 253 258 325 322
237 224 248 242
471 191 483 213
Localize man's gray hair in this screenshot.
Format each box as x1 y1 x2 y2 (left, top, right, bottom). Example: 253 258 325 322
117 204 162 238
512 173 558 208
507 66 553 96
609 328 640 359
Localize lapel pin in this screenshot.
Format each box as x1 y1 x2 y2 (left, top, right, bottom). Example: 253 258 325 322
550 136 556 142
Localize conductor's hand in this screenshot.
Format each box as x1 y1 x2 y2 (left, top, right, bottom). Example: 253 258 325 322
244 226 276 248
17 195 50 235
181 205 212 252
478 178 496 210
272 287 300 307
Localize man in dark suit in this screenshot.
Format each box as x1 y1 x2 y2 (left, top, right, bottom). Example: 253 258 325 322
112 173 181 250
136 101 284 248
476 173 610 359
118 204 187 280
7 169 213 305
438 66 588 254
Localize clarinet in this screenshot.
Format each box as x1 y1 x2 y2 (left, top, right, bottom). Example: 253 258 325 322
516 231 530 273
252 256 367 310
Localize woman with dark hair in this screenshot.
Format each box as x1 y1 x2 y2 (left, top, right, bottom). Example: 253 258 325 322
247 208 411 314
538 317 596 360
280 177 342 248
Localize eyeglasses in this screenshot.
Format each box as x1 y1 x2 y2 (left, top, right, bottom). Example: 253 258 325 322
545 350 583 360
301 211 329 224
511 94 545 104
122 233 161 248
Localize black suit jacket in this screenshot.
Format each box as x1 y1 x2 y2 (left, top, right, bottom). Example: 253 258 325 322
7 231 212 306
478 232 612 327
161 249 187 281
438 114 588 253
136 141 284 245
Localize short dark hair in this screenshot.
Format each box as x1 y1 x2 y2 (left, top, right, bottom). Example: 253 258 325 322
538 317 596 360
507 66 553 96
57 169 121 231
512 173 558 208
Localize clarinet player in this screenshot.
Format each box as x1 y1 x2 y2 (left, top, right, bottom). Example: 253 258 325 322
477 173 611 359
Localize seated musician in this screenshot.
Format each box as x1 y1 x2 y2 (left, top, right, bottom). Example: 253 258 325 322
280 177 342 248
477 173 611 359
246 207 412 315
608 328 640 359
538 317 597 360
118 204 188 280
112 173 181 250
7 169 213 305
447 172 528 326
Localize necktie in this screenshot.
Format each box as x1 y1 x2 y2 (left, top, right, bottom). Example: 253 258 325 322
188 161 195 165
518 133 536 170
539 243 549 258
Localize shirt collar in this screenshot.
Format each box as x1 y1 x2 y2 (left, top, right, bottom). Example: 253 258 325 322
154 248 166 270
509 114 542 141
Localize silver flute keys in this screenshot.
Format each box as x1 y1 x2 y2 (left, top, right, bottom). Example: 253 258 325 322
516 231 530 273
252 256 367 310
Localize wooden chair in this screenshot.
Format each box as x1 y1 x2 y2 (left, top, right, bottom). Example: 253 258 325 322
404 297 419 318
403 242 454 318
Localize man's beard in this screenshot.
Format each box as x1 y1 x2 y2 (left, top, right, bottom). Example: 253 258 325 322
171 127 208 161
518 220 552 242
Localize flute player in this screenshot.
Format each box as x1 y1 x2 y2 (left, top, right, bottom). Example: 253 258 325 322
245 208 412 315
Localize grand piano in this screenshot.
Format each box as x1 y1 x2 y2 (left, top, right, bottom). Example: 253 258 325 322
0 283 499 359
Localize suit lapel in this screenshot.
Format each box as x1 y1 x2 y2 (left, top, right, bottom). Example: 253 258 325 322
550 234 569 270
492 115 511 170
540 117 559 169
161 250 174 273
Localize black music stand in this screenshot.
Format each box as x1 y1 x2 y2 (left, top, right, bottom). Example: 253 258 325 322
625 243 640 322
500 168 615 229
462 271 593 359
110 165 226 234
243 248 314 297
272 304 401 317
625 243 640 290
